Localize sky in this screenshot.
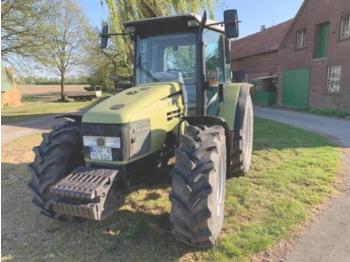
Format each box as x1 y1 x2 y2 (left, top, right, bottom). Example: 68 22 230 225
215 0 304 37
79 0 108 29
79 0 304 37
30 0 304 78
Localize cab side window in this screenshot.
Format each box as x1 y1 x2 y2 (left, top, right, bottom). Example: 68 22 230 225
203 30 226 116
203 30 225 83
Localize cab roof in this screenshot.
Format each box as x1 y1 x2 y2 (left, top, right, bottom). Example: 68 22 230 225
123 14 224 36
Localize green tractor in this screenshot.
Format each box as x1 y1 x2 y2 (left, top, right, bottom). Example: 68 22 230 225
28 9 253 247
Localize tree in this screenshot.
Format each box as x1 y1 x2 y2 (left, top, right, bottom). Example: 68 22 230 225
1 0 50 59
84 24 131 91
36 0 89 101
1 0 52 71
84 26 114 90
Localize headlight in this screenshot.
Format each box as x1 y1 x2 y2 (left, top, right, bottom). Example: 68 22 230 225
83 136 120 148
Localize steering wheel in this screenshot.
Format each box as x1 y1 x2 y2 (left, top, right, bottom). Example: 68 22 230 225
166 68 190 78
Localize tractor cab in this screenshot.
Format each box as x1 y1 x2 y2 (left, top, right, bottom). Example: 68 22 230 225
102 10 239 116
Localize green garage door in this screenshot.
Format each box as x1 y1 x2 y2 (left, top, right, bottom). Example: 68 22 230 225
283 69 310 109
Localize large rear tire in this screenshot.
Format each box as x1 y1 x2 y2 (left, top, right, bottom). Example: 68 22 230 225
28 121 84 219
230 94 253 177
170 125 227 247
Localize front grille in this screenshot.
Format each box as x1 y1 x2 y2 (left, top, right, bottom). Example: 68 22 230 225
82 123 128 161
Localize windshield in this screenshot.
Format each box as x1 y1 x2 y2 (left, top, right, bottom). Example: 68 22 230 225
136 32 197 85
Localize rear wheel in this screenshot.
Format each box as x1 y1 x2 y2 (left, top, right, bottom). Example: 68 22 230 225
230 94 253 177
28 121 84 219
170 124 226 247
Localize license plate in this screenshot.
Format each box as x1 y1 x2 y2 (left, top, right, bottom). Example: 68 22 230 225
89 147 113 161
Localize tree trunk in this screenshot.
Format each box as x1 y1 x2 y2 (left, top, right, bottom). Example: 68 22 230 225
60 73 65 101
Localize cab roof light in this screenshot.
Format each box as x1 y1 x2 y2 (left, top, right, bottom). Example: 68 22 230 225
187 20 200 27
125 26 135 33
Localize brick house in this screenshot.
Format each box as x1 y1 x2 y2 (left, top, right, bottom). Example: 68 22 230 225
231 20 292 82
231 0 350 110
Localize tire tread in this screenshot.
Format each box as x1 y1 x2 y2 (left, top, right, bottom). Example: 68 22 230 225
170 124 226 247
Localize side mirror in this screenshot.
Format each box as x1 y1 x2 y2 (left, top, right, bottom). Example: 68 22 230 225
101 24 109 49
224 9 239 38
118 81 132 89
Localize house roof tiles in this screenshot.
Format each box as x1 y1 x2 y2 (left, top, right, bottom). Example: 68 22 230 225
231 19 293 60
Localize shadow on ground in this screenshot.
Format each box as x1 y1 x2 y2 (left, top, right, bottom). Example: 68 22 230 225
1 162 203 261
2 113 64 126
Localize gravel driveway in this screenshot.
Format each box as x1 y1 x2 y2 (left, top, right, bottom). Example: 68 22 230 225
255 106 350 262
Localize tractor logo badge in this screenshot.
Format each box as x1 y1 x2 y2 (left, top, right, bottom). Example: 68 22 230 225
97 137 105 147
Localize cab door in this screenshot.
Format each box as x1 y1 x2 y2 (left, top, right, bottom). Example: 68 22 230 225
203 30 226 116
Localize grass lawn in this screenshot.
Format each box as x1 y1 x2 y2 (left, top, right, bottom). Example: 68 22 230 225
1 118 341 261
1 96 108 124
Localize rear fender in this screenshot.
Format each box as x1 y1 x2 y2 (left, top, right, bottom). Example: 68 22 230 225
218 83 253 131
234 83 253 132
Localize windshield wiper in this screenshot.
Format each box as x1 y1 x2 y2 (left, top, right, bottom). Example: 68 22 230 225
137 55 160 82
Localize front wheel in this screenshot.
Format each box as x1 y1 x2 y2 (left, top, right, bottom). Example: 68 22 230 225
170 124 227 247
28 121 84 219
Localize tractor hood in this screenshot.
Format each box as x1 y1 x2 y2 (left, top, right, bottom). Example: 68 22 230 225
82 82 182 124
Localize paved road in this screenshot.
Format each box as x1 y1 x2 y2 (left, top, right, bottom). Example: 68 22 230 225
2 115 65 145
255 106 350 147
255 106 350 262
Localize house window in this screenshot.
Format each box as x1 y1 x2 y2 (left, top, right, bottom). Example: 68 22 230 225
296 29 306 49
327 65 342 93
314 22 329 58
340 15 350 40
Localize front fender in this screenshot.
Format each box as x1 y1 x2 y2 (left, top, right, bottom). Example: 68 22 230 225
55 113 83 122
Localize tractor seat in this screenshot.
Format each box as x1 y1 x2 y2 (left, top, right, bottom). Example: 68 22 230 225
153 71 184 84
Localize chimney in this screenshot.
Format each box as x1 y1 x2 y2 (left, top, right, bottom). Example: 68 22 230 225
260 25 266 32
